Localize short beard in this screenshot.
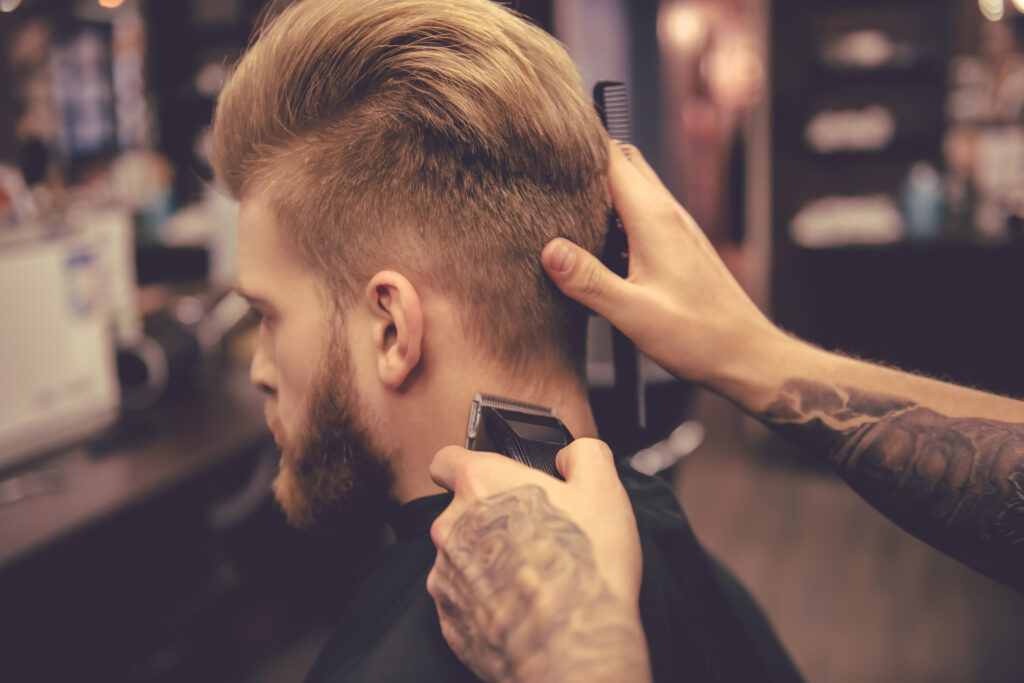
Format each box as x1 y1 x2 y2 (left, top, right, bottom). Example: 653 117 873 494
272 334 396 544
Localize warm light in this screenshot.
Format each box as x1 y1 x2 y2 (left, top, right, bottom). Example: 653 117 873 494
98 0 125 8
706 34 766 111
980 0 1005 21
0 0 23 12
659 3 709 52
1013 0 1024 12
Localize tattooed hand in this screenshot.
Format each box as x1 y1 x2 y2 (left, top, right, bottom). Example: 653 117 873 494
535 139 1024 593
762 379 1024 591
427 439 651 683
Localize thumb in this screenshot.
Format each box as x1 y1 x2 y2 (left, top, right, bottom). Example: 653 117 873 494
555 437 618 487
541 238 629 318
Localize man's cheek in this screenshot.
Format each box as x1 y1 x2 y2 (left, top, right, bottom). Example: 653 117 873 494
270 398 302 453
281 395 310 443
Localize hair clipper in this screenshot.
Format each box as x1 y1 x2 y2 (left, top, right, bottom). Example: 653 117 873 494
464 393 573 480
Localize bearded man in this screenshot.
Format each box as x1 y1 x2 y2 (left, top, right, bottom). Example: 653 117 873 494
211 1 800 680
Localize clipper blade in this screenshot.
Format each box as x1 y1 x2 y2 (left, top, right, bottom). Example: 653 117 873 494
465 393 573 480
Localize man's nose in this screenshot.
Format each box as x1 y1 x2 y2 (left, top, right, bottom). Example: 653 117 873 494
250 344 276 396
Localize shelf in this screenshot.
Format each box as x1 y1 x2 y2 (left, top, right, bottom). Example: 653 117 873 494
794 138 944 161
767 0 1024 398
787 238 1024 252
810 60 946 82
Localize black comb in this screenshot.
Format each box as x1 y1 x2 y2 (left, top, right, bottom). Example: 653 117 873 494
593 80 645 451
594 81 631 145
593 80 631 278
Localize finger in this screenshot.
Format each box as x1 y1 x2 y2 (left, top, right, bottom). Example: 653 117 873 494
541 238 633 320
427 564 469 654
425 562 445 603
437 612 466 658
615 142 669 193
555 437 618 486
429 445 508 492
609 143 720 267
426 557 458 613
431 445 550 511
607 141 678 235
429 445 472 492
429 495 469 549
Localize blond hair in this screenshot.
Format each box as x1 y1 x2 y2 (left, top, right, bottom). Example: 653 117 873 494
210 0 609 379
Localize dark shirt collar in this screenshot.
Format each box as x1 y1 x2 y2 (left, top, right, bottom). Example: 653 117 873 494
387 492 453 541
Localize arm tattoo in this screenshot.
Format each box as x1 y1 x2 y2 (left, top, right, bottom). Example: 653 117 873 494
762 379 1024 590
436 485 647 683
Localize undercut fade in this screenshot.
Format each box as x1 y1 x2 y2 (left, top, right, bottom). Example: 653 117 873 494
210 0 609 380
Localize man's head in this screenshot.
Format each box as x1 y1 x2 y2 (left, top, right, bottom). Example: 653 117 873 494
212 0 609 531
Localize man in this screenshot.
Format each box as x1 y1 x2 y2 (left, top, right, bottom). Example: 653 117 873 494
428 142 1024 681
210 0 798 680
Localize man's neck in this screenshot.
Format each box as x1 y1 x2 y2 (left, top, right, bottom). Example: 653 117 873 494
386 372 598 504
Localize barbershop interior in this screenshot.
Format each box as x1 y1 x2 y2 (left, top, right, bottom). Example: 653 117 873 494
2 0 1024 681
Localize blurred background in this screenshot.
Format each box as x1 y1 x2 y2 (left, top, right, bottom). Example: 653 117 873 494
1 0 1023 681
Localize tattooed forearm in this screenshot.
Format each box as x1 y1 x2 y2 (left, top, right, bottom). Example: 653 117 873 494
762 379 1024 591
432 485 649 683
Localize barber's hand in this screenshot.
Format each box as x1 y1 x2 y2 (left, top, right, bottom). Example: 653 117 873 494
427 439 651 683
541 142 785 388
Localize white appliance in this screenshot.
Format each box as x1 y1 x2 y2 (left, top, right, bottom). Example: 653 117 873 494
0 229 120 470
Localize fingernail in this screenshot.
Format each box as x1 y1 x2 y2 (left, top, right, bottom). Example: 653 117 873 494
549 242 575 273
612 139 633 158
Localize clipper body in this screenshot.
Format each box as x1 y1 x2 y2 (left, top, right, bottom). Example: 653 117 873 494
465 393 573 480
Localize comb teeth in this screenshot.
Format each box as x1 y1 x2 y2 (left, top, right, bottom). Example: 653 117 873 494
593 81 631 144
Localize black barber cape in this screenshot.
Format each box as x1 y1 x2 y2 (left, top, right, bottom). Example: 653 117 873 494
304 465 802 682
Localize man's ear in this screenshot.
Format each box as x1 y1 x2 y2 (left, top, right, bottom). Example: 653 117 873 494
364 271 424 390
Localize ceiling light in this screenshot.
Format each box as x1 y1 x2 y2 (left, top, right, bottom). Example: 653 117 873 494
659 3 709 52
